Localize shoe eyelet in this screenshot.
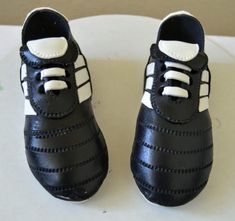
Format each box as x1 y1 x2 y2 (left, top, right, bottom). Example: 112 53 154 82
159 74 165 83
188 91 192 99
158 86 164 96
38 84 45 94
52 90 60 95
169 96 178 101
66 81 71 89
65 70 70 78
35 72 41 81
161 64 166 72
189 78 193 85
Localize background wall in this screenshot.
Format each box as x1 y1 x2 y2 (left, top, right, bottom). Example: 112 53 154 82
0 0 234 36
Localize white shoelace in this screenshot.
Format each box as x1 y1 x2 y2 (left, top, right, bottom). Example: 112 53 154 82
161 61 192 98
41 67 68 92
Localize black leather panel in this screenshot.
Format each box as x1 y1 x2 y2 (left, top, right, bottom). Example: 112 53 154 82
41 170 107 201
30 152 108 187
24 101 95 130
26 132 105 168
24 117 98 149
135 179 206 206
132 141 212 169
134 123 212 153
138 105 212 133
23 97 108 201
132 164 211 190
131 104 213 206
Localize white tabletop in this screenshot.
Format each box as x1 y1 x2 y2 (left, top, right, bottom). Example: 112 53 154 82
0 15 234 221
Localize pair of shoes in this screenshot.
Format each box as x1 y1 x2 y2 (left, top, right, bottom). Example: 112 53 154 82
19 8 213 206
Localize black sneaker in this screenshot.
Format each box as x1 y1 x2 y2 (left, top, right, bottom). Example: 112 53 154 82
20 8 108 201
131 11 213 206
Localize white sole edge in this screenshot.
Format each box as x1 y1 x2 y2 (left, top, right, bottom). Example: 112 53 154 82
23 7 68 27
160 10 194 27
139 191 159 206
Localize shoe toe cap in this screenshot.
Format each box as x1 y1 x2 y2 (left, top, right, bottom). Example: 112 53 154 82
30 152 108 201
26 132 108 201
44 170 107 201
131 140 212 206
135 177 208 206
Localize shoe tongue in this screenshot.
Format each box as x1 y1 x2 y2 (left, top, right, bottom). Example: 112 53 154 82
21 36 78 67
26 37 68 59
158 40 199 61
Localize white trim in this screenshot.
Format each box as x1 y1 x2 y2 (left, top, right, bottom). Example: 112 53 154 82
75 68 89 87
161 11 193 24
21 64 27 81
75 55 86 69
198 70 210 112
24 99 36 115
77 82 92 103
22 81 28 97
141 91 153 109
145 77 153 90
139 190 158 206
27 37 68 59
23 7 68 27
199 97 209 112
201 70 209 82
159 40 199 61
200 84 209 96
146 62 155 76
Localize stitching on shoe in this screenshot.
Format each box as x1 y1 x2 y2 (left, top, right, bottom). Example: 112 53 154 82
136 139 213 154
28 80 77 118
149 65 204 123
134 175 208 195
26 131 100 153
29 150 107 174
24 115 94 138
20 48 76 67
27 77 77 118
22 59 77 118
133 157 213 174
139 121 211 136
44 171 106 191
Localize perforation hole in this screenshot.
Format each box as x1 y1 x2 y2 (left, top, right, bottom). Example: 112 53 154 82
38 84 45 94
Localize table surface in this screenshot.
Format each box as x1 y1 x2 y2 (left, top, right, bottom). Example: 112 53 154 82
0 15 234 221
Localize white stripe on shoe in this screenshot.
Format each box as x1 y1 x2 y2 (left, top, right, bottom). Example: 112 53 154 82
74 55 86 69
77 82 92 103
75 68 90 87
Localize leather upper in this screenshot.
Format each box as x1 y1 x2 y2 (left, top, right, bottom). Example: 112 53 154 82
20 43 79 118
131 105 212 205
131 12 213 206
20 8 108 201
149 43 209 123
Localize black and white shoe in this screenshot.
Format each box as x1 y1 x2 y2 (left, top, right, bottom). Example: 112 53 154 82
131 11 213 206
20 8 108 201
